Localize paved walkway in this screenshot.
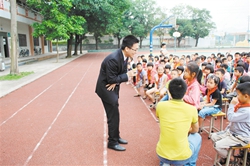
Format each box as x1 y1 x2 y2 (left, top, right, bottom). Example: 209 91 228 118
0 51 86 97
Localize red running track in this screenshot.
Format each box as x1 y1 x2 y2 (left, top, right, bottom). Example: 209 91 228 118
0 52 226 165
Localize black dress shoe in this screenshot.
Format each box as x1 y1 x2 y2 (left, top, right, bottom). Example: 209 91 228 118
118 138 128 144
107 144 126 151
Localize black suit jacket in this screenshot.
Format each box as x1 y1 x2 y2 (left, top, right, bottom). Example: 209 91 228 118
95 49 128 104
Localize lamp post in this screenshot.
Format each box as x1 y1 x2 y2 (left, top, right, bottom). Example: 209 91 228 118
173 31 181 52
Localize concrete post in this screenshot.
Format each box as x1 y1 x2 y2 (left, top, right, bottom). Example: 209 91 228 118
0 36 5 71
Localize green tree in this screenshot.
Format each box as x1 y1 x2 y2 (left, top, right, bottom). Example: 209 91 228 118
27 0 85 60
170 4 215 47
113 10 131 48
129 0 158 48
75 0 130 50
169 19 193 47
189 6 215 47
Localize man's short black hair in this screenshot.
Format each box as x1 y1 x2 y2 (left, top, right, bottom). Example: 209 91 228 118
201 55 206 60
239 75 250 84
201 62 208 66
235 66 244 75
204 65 214 73
215 58 222 64
222 58 227 63
121 35 139 50
161 43 166 47
216 68 225 75
227 54 233 59
177 66 184 73
165 64 171 69
237 62 246 70
236 82 250 96
147 62 154 67
154 56 159 60
169 78 187 99
137 62 142 66
160 60 165 63
220 63 228 70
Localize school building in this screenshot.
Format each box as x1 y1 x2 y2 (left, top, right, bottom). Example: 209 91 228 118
0 0 52 58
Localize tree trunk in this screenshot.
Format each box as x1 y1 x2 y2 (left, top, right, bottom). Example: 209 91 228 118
73 34 79 55
117 37 121 48
10 0 19 74
79 38 83 54
195 37 199 47
56 39 59 63
94 35 98 50
139 37 143 48
79 35 86 54
66 34 73 58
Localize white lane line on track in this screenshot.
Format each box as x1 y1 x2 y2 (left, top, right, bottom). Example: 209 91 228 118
24 62 93 166
133 86 158 122
0 61 82 127
103 110 108 166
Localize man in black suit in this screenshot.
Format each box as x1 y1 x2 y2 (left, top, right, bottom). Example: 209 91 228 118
95 35 139 151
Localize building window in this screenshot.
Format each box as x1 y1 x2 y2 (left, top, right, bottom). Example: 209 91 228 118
33 37 39 46
44 37 47 46
18 34 27 47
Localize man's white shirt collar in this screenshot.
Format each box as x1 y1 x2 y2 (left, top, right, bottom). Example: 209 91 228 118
122 51 126 61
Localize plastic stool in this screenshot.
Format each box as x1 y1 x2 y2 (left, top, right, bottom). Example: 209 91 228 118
214 144 250 166
201 111 226 139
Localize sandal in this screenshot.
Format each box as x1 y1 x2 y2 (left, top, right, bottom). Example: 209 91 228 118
219 158 226 165
134 94 141 97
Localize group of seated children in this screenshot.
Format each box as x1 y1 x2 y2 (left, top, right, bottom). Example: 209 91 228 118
127 51 250 165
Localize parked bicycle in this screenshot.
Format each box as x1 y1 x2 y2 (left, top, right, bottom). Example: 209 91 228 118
19 48 29 57
34 47 41 55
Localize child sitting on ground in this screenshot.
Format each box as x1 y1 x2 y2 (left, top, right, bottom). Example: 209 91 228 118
177 66 184 79
220 63 231 89
146 65 168 107
183 62 202 110
134 63 147 97
203 65 214 87
210 82 250 165
229 66 244 93
198 74 222 128
131 63 137 86
215 68 227 97
164 64 171 80
143 62 156 99
160 69 179 101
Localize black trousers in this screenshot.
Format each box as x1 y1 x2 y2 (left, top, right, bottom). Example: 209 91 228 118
101 99 120 145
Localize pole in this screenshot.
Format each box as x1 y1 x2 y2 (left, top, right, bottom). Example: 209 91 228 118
174 37 176 52
10 0 19 74
149 25 173 56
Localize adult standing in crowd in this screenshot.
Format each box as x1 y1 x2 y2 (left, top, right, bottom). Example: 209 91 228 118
160 43 169 56
95 35 139 151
